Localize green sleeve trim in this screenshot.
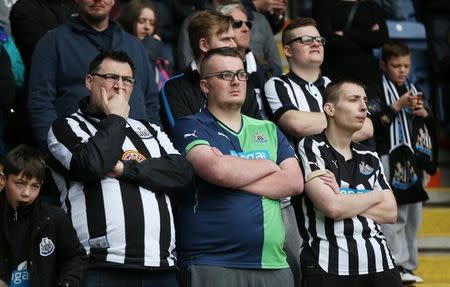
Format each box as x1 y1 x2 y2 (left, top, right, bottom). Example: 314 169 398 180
185 140 210 154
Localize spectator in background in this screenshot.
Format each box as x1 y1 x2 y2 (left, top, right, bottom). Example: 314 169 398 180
7 0 77 149
0 46 15 158
313 0 388 88
217 3 274 119
176 0 281 74
0 0 16 34
0 23 24 90
28 0 160 150
118 0 172 90
160 10 260 137
371 41 435 285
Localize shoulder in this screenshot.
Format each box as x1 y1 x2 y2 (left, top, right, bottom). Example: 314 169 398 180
39 202 70 224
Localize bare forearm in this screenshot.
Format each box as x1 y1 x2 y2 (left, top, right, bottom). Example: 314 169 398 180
240 161 303 199
197 155 280 188
280 111 327 139
324 192 383 220
360 191 397 223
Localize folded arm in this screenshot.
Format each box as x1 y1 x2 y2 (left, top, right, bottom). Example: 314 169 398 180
240 157 303 199
360 188 397 223
278 110 327 139
186 144 280 189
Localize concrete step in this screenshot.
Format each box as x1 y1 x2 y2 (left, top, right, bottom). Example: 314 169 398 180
415 254 450 284
426 188 450 205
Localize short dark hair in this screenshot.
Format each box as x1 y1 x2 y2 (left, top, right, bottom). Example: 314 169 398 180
381 41 411 63
88 50 135 76
188 10 234 59
200 47 242 76
118 0 159 36
282 17 317 45
323 78 366 104
4 145 46 181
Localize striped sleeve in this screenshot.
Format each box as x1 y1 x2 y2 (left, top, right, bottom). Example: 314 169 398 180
264 77 298 121
298 137 326 182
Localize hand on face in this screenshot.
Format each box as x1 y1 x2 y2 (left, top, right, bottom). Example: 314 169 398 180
100 87 130 118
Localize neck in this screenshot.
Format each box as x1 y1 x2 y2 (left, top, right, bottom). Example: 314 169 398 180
209 105 242 132
324 124 353 160
238 48 246 59
79 13 109 32
290 64 321 83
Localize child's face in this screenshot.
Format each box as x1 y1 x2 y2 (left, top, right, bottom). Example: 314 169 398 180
5 173 42 209
381 55 411 86
134 7 155 40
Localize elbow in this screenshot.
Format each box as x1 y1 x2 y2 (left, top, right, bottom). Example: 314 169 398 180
290 177 304 196
322 203 346 220
386 204 398 224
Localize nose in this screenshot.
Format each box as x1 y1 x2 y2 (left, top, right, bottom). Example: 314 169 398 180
361 99 367 111
114 77 126 89
21 186 32 198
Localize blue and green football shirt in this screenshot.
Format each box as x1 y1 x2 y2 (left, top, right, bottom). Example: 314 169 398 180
172 110 295 269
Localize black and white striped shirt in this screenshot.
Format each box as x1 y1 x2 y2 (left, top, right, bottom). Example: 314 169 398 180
296 131 396 275
48 102 180 269
264 72 331 121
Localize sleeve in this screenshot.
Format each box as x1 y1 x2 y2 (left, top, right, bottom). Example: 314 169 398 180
276 127 296 164
372 153 391 190
47 114 127 181
160 74 191 130
137 45 161 126
252 12 282 74
0 46 15 109
172 117 211 155
176 13 196 71
120 122 194 193
54 207 87 287
264 77 298 122
27 32 60 150
241 83 262 119
298 137 327 182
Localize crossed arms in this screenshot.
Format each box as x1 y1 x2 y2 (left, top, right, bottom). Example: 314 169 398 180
305 170 397 224
186 145 303 199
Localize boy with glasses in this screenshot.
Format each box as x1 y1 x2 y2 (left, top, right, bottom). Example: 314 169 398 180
172 47 303 287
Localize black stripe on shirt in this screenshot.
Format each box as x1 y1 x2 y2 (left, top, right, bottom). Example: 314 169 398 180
84 181 107 262
156 192 171 267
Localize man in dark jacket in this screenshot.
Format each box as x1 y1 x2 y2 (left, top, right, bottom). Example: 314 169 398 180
0 144 86 287
160 10 260 137
28 0 160 150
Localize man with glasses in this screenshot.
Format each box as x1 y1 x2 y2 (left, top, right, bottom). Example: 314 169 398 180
264 17 373 143
160 10 260 137
172 47 303 287
28 0 160 150
47 50 194 287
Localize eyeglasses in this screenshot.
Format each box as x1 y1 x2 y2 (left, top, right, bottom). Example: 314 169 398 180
232 20 252 30
202 70 249 81
91 73 135 87
286 35 326 46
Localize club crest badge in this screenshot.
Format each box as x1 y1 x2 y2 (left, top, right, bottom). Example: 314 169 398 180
136 126 153 139
359 162 374 175
254 132 267 143
39 237 55 257
121 150 146 162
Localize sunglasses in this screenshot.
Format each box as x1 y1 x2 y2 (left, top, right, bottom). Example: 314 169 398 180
232 20 252 30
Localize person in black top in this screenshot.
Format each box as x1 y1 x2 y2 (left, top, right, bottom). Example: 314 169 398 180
294 79 401 287
0 145 86 287
160 10 260 137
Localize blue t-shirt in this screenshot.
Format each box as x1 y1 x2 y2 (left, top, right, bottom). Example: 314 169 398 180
172 110 295 269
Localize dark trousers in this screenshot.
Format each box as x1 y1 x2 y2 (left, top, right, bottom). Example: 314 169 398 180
82 268 178 287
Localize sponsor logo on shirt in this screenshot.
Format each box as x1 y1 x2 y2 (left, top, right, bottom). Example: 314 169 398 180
39 237 55 257
359 162 374 175
10 261 30 287
230 150 269 159
121 150 146 162
253 132 267 143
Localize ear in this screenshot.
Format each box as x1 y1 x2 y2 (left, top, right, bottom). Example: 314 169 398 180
379 60 386 72
284 45 292 58
0 173 5 191
323 102 335 117
199 38 209 54
200 79 209 95
85 74 93 91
